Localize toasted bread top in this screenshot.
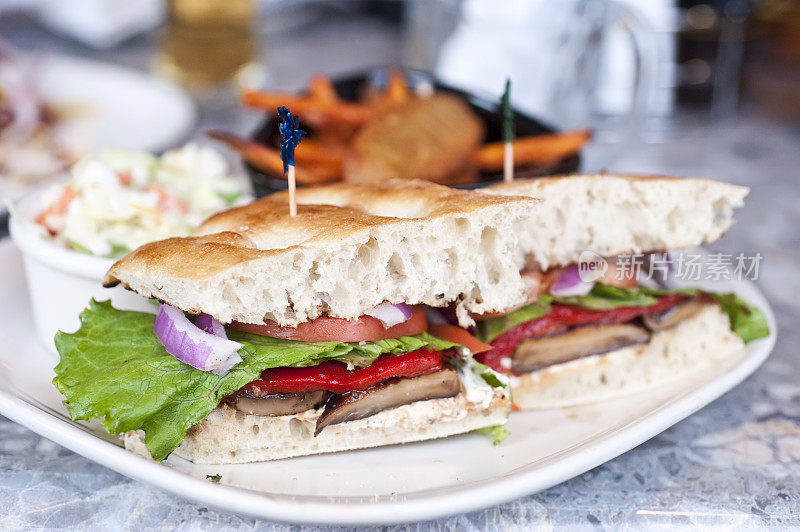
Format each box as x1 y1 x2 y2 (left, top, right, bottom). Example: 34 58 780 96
104 180 539 327
486 173 748 269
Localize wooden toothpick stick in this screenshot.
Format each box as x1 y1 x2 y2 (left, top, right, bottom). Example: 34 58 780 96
278 106 306 217
503 139 514 183
287 165 297 216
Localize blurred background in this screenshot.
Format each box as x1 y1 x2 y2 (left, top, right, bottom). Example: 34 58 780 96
2 3 799 526
1 0 799 200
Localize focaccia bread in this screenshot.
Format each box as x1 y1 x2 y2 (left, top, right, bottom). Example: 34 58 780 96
104 180 540 327
487 174 748 269
510 304 745 410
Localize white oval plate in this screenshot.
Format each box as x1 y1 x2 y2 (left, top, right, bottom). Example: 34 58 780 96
0 241 777 525
39 54 196 153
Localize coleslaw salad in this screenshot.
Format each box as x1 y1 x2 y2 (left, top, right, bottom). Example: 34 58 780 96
35 143 249 258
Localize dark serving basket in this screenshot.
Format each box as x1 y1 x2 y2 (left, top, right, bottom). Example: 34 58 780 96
246 68 581 197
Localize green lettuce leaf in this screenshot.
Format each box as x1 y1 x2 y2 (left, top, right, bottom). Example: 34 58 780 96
473 359 508 389
66 239 92 255
53 300 457 461
217 190 243 206
638 288 770 343
476 296 552 343
108 243 132 259
706 292 770 343
554 283 659 310
474 284 769 344
475 424 509 445
227 328 455 369
450 351 509 391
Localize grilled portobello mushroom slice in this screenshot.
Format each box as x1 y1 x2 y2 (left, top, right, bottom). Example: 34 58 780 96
643 300 707 332
315 367 461 435
512 323 651 374
227 390 330 417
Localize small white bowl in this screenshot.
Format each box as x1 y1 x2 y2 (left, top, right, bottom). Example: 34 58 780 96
9 189 154 355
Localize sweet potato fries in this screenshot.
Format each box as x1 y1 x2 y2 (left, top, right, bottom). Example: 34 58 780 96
215 72 591 185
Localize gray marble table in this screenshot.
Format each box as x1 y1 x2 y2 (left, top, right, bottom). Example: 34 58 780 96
1 8 799 530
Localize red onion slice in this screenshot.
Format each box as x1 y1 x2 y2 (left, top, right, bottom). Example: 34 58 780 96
549 265 595 297
154 304 243 375
364 302 414 328
645 252 676 288
195 313 226 338
424 307 448 326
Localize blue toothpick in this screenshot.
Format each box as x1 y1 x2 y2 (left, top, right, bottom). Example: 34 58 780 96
278 106 306 216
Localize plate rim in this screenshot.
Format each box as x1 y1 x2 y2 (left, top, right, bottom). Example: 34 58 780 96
0 240 778 525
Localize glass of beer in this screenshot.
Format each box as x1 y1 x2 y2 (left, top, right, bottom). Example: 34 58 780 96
154 0 266 93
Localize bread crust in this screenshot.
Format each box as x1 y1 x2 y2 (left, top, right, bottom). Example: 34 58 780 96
125 389 511 464
509 304 745 409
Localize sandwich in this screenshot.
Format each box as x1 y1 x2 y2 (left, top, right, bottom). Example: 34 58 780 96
52 180 541 464
465 174 770 409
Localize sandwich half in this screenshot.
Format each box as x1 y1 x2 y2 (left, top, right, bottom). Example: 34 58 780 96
53 180 538 463
466 174 770 409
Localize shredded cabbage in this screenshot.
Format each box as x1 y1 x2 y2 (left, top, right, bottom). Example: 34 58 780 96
40 143 249 258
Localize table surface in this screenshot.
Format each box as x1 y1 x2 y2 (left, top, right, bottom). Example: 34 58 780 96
1 8 798 530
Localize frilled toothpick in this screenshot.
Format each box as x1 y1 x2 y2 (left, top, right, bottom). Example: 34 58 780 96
501 78 515 182
278 106 306 216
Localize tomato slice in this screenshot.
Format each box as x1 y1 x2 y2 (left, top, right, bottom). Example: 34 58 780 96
477 294 686 372
235 348 447 395
599 261 640 288
428 324 492 354
229 305 427 343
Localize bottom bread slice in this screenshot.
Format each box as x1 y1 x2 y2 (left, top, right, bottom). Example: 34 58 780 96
126 389 510 464
511 304 745 410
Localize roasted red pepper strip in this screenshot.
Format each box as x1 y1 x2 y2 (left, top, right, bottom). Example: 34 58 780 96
237 348 446 395
476 294 686 372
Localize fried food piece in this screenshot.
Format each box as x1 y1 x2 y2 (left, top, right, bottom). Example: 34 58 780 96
207 131 340 184
363 70 412 112
343 94 484 184
307 74 338 103
473 129 591 170
294 139 346 166
384 70 411 104
241 91 373 126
